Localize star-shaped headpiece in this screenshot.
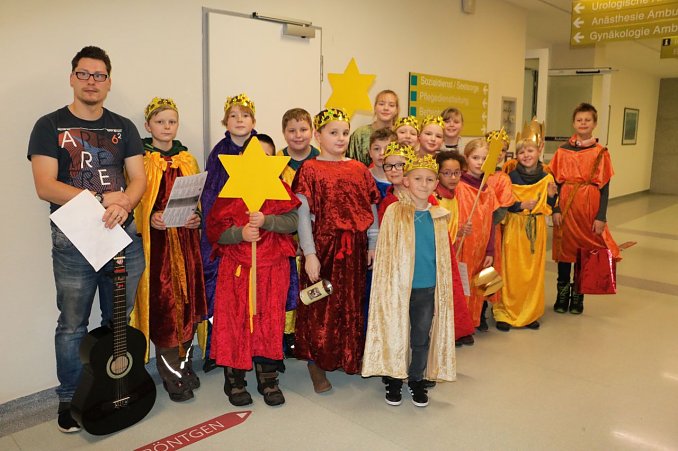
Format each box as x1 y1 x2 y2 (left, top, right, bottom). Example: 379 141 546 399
420 115 445 130
224 93 256 114
313 108 350 130
486 129 510 148
405 154 438 174
394 116 420 133
384 142 415 160
145 97 178 121
515 117 545 147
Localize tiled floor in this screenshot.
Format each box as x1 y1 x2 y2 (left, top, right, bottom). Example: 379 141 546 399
2 193 677 450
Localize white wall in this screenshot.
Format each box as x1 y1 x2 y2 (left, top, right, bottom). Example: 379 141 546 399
1 0 527 403
595 48 659 198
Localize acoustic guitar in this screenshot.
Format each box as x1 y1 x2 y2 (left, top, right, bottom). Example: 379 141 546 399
71 251 156 435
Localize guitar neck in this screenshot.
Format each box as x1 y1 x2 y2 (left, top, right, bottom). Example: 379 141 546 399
112 251 127 358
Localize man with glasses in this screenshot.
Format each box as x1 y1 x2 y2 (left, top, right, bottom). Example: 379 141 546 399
27 46 146 433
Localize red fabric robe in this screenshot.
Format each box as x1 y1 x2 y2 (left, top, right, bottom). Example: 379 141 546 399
292 159 380 374
206 183 300 370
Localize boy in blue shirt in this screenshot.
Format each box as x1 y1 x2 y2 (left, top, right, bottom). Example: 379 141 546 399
362 153 456 407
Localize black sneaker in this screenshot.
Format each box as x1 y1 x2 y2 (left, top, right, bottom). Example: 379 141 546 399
57 402 81 433
477 301 489 331
459 334 475 346
496 321 511 332
384 377 403 406
423 379 436 389
408 380 429 407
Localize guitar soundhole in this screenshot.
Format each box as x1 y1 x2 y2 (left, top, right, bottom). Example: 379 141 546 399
106 353 133 379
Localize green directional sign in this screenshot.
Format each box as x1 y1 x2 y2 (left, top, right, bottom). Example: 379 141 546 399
661 36 678 58
571 0 678 46
408 72 488 136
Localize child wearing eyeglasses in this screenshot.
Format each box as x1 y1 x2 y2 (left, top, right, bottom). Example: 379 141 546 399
200 94 257 372
435 151 475 346
368 128 397 199
377 143 411 224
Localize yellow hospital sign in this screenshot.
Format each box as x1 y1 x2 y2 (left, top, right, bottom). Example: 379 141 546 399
571 0 678 46
408 72 488 136
661 36 678 58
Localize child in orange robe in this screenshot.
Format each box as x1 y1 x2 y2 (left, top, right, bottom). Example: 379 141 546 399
550 103 619 314
455 139 499 330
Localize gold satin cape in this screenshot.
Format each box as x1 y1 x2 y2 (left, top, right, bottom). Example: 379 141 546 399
362 194 457 382
494 175 554 326
131 151 208 361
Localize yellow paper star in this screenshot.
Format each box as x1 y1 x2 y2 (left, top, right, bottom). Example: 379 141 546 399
481 131 504 183
218 137 291 211
325 58 376 117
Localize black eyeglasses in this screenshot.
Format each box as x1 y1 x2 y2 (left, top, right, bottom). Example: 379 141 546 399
73 71 109 82
439 170 462 177
383 162 406 171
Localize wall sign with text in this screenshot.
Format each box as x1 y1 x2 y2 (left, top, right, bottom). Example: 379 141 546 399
571 0 678 46
408 72 488 136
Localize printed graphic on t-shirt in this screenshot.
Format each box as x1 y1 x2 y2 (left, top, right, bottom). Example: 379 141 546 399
58 126 126 193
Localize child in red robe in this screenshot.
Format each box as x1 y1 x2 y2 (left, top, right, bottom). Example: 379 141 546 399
293 108 380 393
206 145 300 407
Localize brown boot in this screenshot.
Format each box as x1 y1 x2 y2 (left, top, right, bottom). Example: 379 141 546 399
307 362 332 393
255 362 285 406
156 346 194 402
223 367 253 406
180 341 200 390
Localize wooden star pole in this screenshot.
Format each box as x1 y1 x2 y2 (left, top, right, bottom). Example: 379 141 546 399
218 137 290 331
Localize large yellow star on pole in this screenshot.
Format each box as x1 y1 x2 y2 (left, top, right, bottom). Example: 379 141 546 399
218 137 291 211
325 58 376 117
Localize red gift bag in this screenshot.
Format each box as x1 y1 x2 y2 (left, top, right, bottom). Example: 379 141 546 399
574 248 617 295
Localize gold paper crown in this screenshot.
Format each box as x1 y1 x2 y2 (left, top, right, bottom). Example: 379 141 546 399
384 142 415 160
393 116 420 133
145 97 178 120
313 108 350 130
485 128 510 147
515 117 545 147
420 115 445 130
405 154 438 174
224 93 256 114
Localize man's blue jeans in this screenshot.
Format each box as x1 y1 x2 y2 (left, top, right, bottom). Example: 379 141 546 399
51 220 144 402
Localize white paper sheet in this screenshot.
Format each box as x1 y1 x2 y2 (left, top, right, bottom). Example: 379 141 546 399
49 190 132 272
457 262 471 297
162 172 208 228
